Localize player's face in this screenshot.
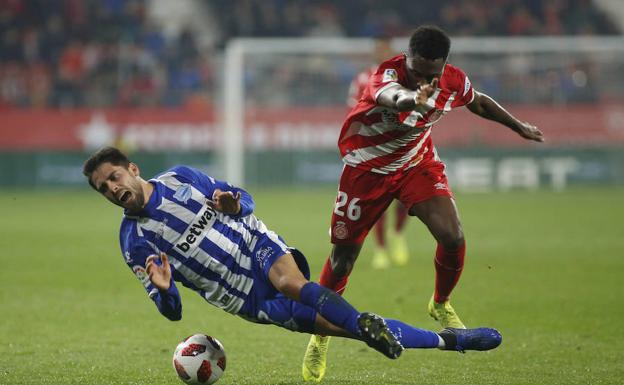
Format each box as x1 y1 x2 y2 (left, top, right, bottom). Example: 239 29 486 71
90 162 146 212
405 53 446 88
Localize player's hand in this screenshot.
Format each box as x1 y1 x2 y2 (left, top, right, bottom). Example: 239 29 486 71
209 189 241 215
514 121 544 142
394 78 438 111
416 78 438 105
146 252 171 290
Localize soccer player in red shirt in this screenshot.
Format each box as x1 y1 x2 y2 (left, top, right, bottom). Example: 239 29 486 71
303 25 543 382
347 35 411 270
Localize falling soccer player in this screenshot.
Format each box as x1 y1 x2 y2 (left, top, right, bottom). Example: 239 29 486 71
83 146 502 377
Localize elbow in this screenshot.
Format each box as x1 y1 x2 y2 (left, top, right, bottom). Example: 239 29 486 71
160 304 183 321
163 310 182 321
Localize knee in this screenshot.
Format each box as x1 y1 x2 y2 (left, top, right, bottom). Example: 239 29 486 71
438 230 465 251
274 275 305 300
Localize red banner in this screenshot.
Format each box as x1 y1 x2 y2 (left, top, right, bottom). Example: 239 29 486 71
1 104 622 150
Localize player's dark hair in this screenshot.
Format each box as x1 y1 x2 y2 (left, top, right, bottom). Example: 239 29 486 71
83 146 131 189
408 25 450 60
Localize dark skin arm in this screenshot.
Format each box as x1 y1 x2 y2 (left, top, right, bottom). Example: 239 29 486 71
466 91 544 142
376 79 438 112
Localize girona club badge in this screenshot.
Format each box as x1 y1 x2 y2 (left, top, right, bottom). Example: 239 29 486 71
333 221 349 240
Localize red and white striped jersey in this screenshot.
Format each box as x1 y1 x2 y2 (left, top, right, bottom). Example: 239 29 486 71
339 54 474 174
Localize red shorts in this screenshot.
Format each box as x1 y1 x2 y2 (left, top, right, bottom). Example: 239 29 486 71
330 161 453 244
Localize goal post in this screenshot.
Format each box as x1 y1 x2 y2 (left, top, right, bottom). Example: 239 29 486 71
222 36 624 188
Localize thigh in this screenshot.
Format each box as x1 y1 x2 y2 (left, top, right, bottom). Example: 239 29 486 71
331 166 394 245
396 160 453 207
408 195 463 247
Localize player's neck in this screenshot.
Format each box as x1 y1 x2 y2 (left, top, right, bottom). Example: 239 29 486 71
140 178 154 209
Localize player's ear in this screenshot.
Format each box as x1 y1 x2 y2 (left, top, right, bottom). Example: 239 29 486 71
128 162 140 177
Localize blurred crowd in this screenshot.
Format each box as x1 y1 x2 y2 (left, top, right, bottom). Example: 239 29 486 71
212 0 620 40
0 0 211 108
0 0 620 108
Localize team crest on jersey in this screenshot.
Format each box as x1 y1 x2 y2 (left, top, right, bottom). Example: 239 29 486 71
255 246 274 268
382 68 398 82
174 183 192 204
132 265 151 288
333 221 349 240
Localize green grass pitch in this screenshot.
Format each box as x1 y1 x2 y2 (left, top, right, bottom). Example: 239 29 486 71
1 187 623 384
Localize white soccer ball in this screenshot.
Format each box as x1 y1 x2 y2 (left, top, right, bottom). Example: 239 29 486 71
172 334 226 385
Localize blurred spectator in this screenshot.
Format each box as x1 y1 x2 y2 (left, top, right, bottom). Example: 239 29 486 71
0 0 620 108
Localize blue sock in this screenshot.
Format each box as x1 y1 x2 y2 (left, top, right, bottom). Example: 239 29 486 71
386 319 440 348
299 282 360 336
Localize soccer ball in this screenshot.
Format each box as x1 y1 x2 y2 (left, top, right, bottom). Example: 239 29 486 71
172 334 226 385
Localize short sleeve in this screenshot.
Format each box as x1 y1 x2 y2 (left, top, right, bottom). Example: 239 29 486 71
451 68 475 108
167 165 255 218
120 221 159 298
367 59 403 103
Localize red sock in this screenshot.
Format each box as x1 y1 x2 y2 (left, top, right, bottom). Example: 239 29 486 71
319 258 349 296
395 204 409 232
374 213 386 246
433 242 465 303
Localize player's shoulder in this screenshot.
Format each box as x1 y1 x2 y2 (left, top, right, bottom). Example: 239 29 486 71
440 63 471 92
442 63 468 84
377 54 405 72
371 54 405 84
120 216 140 243
153 165 213 188
119 216 140 255
119 217 154 264
154 165 196 182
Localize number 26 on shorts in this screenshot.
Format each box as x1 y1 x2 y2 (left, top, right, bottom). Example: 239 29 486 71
333 191 361 221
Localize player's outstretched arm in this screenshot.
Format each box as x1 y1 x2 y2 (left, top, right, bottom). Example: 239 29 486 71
377 78 438 111
467 90 544 142
146 252 182 321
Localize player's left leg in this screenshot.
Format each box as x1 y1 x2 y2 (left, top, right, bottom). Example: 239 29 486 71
268 252 361 338
314 313 502 353
268 251 403 359
399 161 466 329
409 195 466 329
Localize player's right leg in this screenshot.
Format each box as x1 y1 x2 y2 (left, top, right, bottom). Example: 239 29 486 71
303 244 362 382
304 166 393 382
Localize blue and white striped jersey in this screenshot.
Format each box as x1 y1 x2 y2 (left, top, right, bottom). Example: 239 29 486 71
119 165 288 319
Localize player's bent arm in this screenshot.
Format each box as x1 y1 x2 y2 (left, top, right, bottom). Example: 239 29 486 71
149 280 183 321
227 187 254 217
145 252 182 321
376 84 420 111
212 183 255 217
466 90 544 142
376 79 437 111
